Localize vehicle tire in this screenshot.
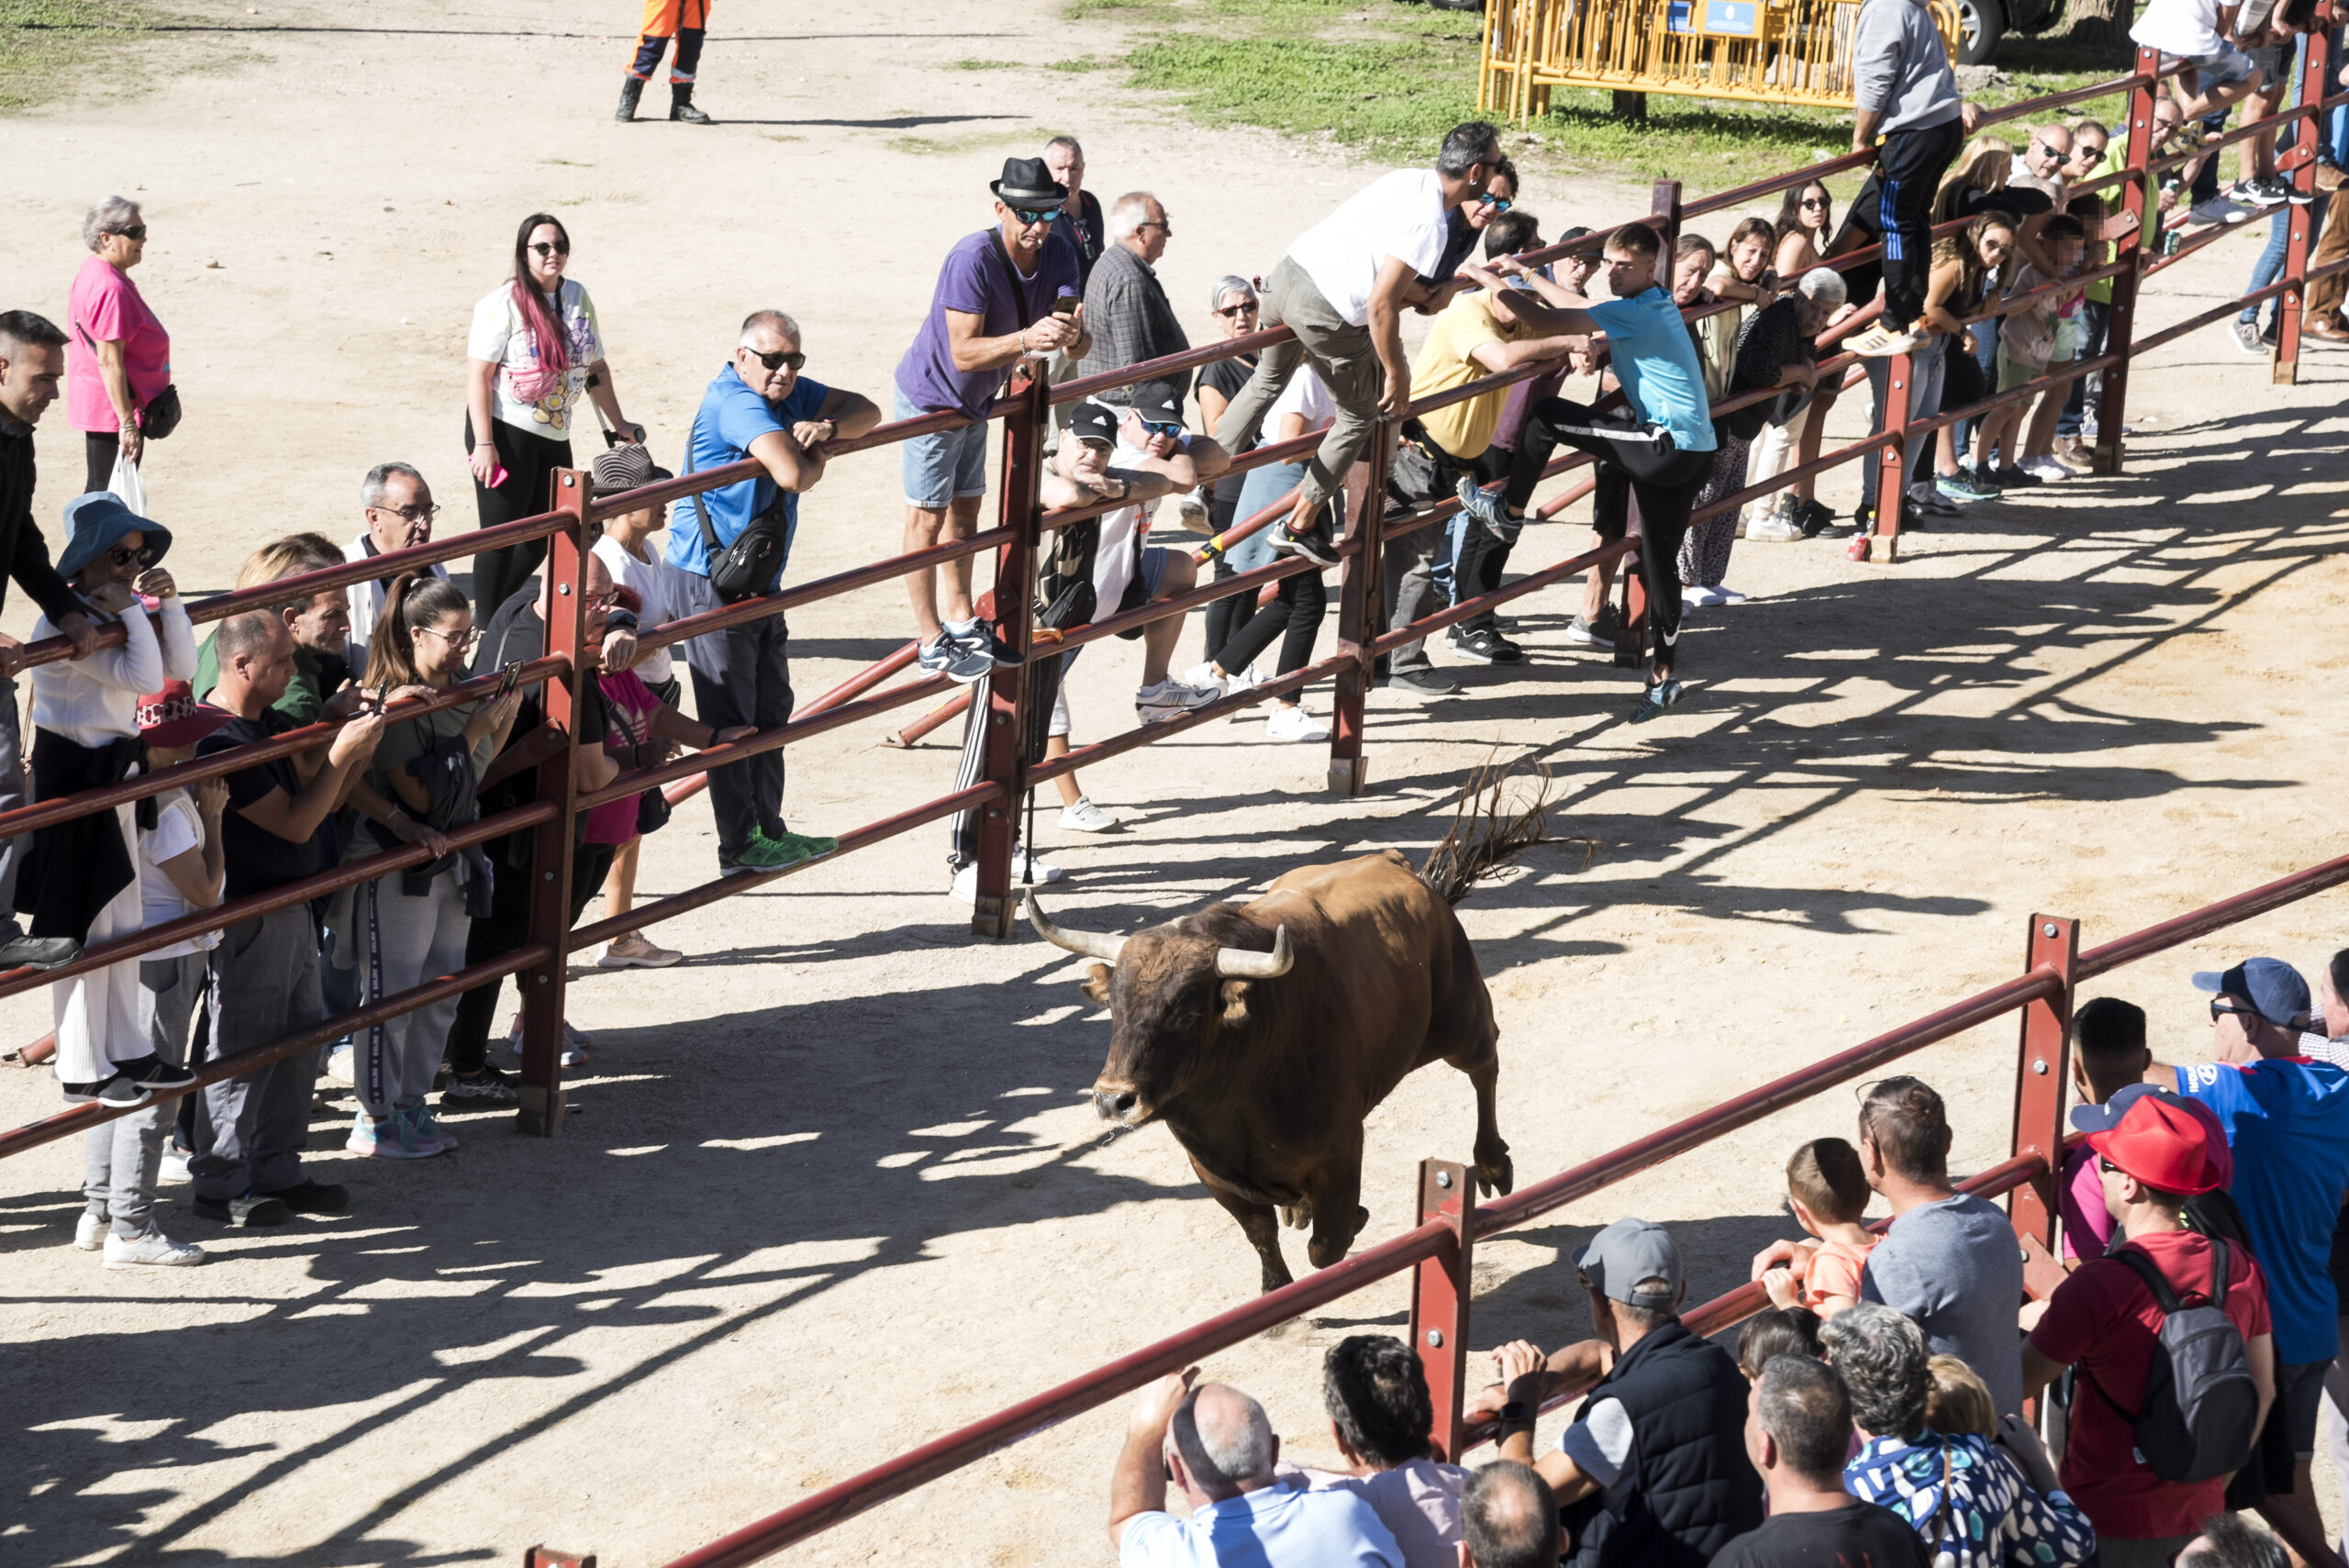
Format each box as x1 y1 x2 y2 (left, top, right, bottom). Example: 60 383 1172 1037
1955 0 2007 63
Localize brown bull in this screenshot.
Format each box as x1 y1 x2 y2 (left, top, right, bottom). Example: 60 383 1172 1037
1031 847 1520 1293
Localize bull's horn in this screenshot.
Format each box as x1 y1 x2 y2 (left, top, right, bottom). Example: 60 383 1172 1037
1029 896 1126 964
1216 925 1294 980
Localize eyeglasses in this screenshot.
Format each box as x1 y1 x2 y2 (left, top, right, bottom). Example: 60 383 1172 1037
2210 999 2262 1023
1008 206 1059 226
1136 219 1174 234
417 624 483 650
1478 194 1513 212
745 348 807 373
1213 303 1258 317
110 225 149 242
1139 418 1184 439
108 544 156 568
378 502 440 525
528 239 571 257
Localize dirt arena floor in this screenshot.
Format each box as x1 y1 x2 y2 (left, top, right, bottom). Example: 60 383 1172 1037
4 0 2349 1562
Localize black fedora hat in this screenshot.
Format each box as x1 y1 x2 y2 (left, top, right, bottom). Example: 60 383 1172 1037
990 155 1067 207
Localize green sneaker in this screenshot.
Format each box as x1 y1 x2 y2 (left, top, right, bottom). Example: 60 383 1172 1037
720 834 799 873
754 828 839 864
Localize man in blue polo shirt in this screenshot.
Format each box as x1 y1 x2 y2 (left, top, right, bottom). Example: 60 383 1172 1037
2154 955 2349 1550
1455 221 1715 726
669 307 877 875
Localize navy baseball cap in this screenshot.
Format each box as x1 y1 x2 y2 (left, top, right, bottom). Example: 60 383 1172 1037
2193 958 2311 1029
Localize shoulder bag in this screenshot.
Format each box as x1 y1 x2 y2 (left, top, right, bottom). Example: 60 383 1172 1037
76 319 180 441
683 411 789 604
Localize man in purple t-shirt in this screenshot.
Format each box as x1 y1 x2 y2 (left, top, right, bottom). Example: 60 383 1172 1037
894 156 1090 684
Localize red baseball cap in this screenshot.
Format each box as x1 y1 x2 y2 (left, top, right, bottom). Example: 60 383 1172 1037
138 680 233 749
2086 1090 2224 1196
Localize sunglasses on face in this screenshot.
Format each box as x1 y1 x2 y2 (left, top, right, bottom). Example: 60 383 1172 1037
1478 194 1514 212
2211 999 2262 1023
1008 206 1058 226
1140 418 1184 439
1136 219 1174 235
111 225 149 242
529 240 571 257
108 544 156 569
1213 304 1258 318
1800 196 1829 209
745 348 807 373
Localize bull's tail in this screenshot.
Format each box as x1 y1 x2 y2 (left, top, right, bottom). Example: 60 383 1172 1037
1418 752 1592 906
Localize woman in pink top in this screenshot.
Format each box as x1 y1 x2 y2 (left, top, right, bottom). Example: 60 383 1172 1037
68 196 173 495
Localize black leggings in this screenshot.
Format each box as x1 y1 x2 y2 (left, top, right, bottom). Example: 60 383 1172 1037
1507 397 1712 675
466 417 574 624
83 432 121 495
1211 566 1326 680
445 839 616 1075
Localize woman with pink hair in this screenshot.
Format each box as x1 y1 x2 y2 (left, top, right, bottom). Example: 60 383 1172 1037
463 212 646 621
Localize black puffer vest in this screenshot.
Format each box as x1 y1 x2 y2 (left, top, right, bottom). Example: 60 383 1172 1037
1561 1319 1763 1568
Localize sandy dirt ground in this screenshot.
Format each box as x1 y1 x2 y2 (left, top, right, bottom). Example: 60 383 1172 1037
3 1 2349 1563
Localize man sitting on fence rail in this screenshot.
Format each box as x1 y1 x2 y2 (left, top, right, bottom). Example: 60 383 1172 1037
1213 120 1507 572
1488 1217 1763 1567
1844 0 1965 358
896 155 1092 686
1279 1334 1469 1568
1109 1367 1404 1568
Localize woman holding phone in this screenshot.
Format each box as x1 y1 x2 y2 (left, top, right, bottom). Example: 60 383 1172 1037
464 212 646 622
342 573 521 1161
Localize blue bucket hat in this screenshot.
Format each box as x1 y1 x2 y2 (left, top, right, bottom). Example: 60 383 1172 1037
56 492 171 582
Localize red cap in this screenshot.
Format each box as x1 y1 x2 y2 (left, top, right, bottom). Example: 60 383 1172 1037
2087 1092 2224 1196
137 680 233 749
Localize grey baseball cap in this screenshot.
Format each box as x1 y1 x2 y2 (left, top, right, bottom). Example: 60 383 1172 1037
1574 1218 1682 1310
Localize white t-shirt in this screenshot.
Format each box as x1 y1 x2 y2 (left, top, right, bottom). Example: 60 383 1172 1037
468 278 604 438
345 532 451 669
2130 0 2225 58
1267 364 1338 435
1287 169 1451 327
1090 440 1166 625
139 790 220 959
593 531 678 685
1557 1397 1638 1486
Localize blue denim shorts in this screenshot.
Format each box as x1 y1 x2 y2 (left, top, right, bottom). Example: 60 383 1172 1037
2172 43 2258 91
896 385 991 510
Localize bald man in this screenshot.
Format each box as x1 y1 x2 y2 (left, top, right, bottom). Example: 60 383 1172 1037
1111 1372 1403 1568
1459 1462 1559 1568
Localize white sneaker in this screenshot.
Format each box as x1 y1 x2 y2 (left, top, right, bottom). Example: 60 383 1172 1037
160 1147 191 1185
325 1041 354 1086
1264 703 1331 741
1714 586 1748 606
1180 661 1225 694
1058 795 1120 832
949 852 1065 905
1746 514 1806 542
1173 490 1211 534
74 1211 107 1251
104 1225 205 1270
1221 664 1270 704
1683 584 1729 607
2189 196 2253 225
2021 456 2070 483
1135 678 1220 723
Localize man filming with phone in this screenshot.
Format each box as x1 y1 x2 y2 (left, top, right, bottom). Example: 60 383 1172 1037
894 155 1094 686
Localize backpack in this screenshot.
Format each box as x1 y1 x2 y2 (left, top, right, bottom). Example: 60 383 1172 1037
2085 1238 2261 1484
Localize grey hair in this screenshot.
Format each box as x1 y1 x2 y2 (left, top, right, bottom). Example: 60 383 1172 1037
740 309 802 346
1108 192 1158 241
361 462 426 508
1171 1385 1276 1489
1437 121 1504 177
1209 275 1258 312
1797 267 1848 309
1045 134 1083 159
1817 1304 1931 1440
83 196 142 253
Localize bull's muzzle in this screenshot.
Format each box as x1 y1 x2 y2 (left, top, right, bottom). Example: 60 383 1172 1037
1092 1081 1148 1124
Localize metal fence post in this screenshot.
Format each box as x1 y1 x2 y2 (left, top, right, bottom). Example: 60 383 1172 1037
1409 1157 1476 1462
1873 350 1911 562
971 375 1046 938
2008 914 2079 1251
515 473 591 1138
1327 417 1393 798
2094 47 2161 476
2275 30 2326 386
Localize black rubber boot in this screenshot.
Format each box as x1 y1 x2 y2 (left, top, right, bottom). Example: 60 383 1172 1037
669 83 712 124
616 77 644 121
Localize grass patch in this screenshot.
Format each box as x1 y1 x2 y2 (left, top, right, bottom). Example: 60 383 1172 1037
0 0 161 112
1046 57 1109 72
1108 0 2133 199
951 57 1019 70
885 125 1067 158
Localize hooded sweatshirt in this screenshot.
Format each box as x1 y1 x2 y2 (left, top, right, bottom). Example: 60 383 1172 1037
1853 0 1963 134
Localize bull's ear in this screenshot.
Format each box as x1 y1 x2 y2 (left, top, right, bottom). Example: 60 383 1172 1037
1219 978 1252 1028
1081 963 1112 1007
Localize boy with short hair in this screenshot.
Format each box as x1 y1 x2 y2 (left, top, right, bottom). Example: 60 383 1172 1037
1457 222 1716 724
1761 1137 1876 1317
2065 997 2154 1262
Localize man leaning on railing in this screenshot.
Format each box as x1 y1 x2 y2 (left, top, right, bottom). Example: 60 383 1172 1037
0 309 101 973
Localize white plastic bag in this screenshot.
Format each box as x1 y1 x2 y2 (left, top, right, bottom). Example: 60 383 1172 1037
107 451 145 515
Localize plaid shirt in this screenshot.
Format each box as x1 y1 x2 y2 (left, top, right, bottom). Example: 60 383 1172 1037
1076 243 1191 407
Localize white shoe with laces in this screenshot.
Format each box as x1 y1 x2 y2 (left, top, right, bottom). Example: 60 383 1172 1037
1683 584 1729 607
1180 661 1224 694
1135 678 1221 723
2021 456 2071 484
1746 513 1806 542
1058 795 1119 832
104 1225 205 1270
1264 704 1331 742
950 851 1065 904
1714 586 1748 606
74 1212 107 1251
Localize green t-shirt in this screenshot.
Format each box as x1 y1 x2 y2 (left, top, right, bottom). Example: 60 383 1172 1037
194 632 347 723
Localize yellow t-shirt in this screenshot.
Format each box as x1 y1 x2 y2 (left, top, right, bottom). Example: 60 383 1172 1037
1410 290 1535 461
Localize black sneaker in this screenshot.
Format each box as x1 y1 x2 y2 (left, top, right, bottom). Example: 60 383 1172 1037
96 1075 153 1108
915 630 997 684
1564 613 1618 647
0 922 81 971
115 1054 198 1092
194 1192 292 1228
1993 464 2042 489
952 620 1018 666
442 1064 521 1106
1269 497 1341 568
1446 626 1526 665
1387 667 1460 696
265 1178 350 1215
1795 499 1835 537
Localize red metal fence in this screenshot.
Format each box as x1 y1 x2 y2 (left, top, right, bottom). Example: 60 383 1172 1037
0 40 2342 1558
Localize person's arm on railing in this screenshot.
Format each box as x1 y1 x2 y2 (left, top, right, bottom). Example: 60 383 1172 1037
1368 254 1419 417
793 386 881 454
348 776 451 860
233 708 385 845
156 776 228 912
1493 1340 1605 1504
1107 1368 1197 1549
7 522 93 663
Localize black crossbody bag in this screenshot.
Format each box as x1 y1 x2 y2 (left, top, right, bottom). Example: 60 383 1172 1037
684 411 790 603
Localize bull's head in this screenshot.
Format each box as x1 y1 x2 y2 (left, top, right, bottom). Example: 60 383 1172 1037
1030 897 1293 1128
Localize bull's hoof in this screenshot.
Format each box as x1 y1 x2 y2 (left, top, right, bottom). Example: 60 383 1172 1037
1476 1142 1515 1196
1260 1261 1296 1294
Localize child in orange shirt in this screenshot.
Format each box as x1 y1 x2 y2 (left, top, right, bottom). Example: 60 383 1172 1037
1760 1136 1876 1317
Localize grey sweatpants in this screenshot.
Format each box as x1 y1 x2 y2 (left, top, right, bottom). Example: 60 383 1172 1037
1381 529 1445 676
190 907 323 1203
355 867 471 1118
1211 255 1386 508
82 951 206 1233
